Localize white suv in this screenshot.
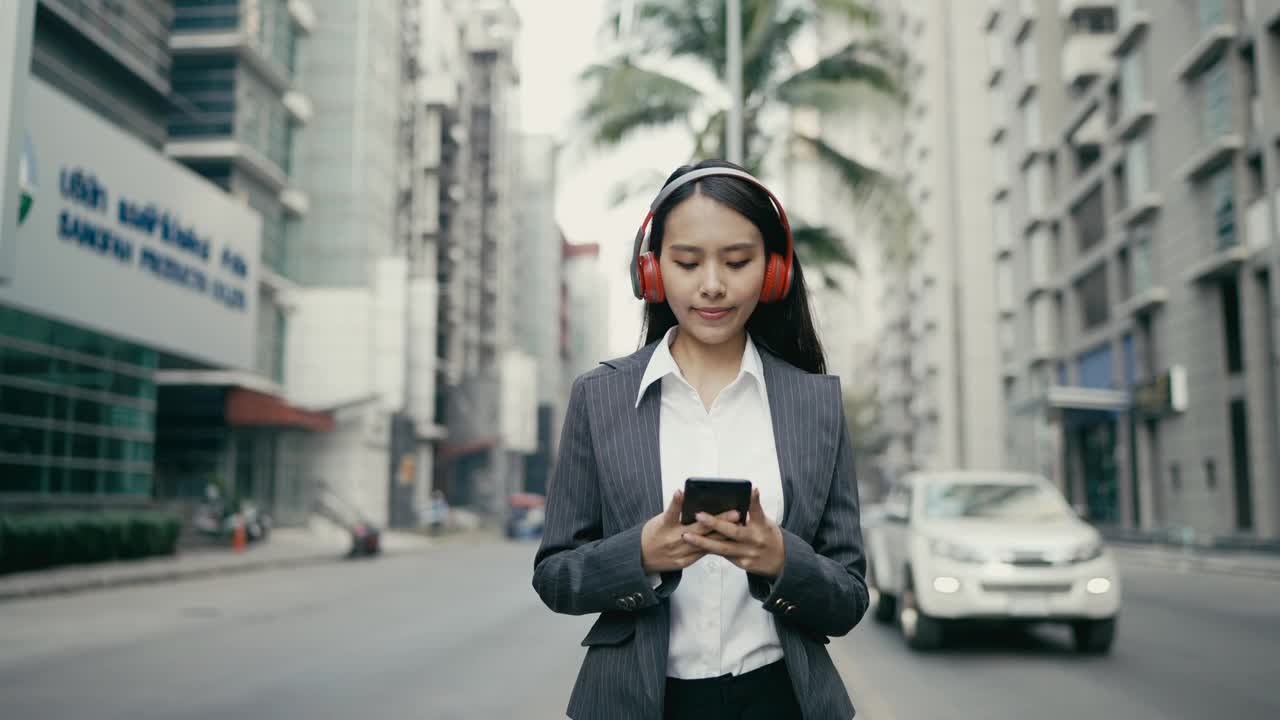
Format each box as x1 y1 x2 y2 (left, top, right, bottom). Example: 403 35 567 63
865 471 1121 653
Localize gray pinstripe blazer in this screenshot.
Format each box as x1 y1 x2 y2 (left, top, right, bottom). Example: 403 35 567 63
533 339 870 720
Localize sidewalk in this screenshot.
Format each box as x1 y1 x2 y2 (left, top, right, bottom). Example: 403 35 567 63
0 523 437 602
1109 542 1280 581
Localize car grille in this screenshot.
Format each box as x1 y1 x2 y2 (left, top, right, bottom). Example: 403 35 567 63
982 582 1074 595
1004 550 1055 566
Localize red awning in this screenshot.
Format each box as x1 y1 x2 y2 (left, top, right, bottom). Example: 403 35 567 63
225 388 335 432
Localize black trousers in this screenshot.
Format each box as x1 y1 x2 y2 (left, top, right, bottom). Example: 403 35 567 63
663 660 803 720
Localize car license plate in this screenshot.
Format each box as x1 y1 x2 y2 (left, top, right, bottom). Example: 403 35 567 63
1007 594 1049 617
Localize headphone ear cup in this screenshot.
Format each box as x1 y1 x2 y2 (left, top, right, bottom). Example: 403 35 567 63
760 255 784 304
637 252 665 303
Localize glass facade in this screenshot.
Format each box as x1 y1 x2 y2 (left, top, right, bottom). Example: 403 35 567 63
1204 59 1232 142
173 0 241 32
169 55 237 138
0 306 157 496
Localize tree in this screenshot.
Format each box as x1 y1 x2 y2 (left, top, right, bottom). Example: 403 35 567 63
579 0 907 288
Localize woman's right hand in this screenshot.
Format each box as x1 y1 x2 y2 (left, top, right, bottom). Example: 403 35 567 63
641 490 738 574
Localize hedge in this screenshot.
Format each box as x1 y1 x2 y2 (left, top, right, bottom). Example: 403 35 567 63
0 511 182 575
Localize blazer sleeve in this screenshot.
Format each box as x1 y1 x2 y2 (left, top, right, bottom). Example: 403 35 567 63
532 376 680 616
749 395 870 638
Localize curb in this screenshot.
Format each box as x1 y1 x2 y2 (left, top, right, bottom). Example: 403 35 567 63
1110 544 1280 581
0 542 434 603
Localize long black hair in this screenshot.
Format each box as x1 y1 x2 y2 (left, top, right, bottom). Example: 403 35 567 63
639 159 828 375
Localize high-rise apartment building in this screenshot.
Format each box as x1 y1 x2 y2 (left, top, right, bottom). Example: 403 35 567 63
986 0 1280 540
867 0 1004 482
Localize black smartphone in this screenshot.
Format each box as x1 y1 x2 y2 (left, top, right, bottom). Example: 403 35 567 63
681 478 752 526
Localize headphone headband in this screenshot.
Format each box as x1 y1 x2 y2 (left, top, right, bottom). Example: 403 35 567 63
630 167 794 300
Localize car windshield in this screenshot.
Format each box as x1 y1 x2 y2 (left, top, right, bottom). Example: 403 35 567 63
922 481 1071 521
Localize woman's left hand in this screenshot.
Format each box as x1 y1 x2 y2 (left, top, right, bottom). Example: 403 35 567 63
682 488 785 579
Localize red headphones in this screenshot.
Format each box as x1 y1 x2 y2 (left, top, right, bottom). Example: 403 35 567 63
630 167 794 305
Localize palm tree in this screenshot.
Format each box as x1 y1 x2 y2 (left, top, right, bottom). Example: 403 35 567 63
579 0 906 288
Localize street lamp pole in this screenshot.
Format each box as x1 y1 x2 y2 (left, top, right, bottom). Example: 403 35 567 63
726 0 744 165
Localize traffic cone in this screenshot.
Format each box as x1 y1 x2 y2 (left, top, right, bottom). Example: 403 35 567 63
231 518 247 553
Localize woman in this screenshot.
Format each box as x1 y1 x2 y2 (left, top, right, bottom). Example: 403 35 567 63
533 159 869 720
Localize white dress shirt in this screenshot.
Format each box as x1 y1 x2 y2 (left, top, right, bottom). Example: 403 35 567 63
636 327 785 680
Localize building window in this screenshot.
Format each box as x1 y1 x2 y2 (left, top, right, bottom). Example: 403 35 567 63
1073 185 1106 254
1071 9 1117 34
1211 168 1236 250
0 307 156 496
1122 334 1137 389
1125 137 1149 200
1221 276 1244 374
1131 226 1154 294
1078 343 1113 389
1200 0 1228 31
1031 295 1055 353
1229 399 1254 530
1022 94 1042 147
1077 263 1110 330
1020 35 1038 84
1025 160 1047 216
1203 59 1232 141
1120 53 1145 116
169 55 237 138
173 0 241 32
1028 227 1052 285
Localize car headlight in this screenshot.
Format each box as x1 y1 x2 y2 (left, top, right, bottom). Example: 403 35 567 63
928 538 986 564
1069 538 1105 563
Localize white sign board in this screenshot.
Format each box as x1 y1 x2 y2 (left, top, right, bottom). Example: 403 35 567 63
1 79 261 369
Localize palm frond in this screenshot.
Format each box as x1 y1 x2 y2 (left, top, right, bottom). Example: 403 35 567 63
812 0 881 27
775 40 903 108
743 8 808 100
792 132 892 203
579 60 701 145
792 223 857 275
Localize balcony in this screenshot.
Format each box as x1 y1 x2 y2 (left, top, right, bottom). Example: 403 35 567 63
165 139 287 191
1119 286 1168 317
1003 360 1021 380
1111 101 1156 142
1179 134 1244 182
170 17 293 93
288 0 317 34
282 91 313 125
987 0 1002 31
1175 25 1237 80
1112 2 1150 55
280 188 310 218
1113 192 1162 229
1028 348 1058 366
1187 242 1251 283
1062 33 1115 87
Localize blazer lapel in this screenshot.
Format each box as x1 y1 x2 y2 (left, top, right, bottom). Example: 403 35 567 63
597 341 665 527
760 351 800 532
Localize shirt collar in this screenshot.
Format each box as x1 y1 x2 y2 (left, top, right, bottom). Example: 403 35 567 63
634 327 766 408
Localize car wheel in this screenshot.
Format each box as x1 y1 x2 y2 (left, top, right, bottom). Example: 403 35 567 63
899 569 943 651
1072 618 1116 655
866 561 897 624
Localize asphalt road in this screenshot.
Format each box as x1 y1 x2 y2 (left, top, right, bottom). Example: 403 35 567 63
0 536 1276 719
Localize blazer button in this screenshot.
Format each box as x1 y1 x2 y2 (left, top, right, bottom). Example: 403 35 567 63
617 598 630 610
784 604 797 615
